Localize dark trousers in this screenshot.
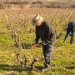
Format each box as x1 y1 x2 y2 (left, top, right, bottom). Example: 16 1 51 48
64 31 75 44
42 44 54 68
70 32 75 44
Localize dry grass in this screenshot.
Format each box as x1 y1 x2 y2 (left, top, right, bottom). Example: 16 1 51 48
0 8 75 75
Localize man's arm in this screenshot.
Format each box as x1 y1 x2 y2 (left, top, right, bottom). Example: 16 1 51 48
46 21 56 45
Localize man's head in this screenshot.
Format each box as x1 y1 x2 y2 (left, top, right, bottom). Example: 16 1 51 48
32 14 44 26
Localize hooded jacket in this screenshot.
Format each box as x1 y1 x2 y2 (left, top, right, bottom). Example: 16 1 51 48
67 22 75 33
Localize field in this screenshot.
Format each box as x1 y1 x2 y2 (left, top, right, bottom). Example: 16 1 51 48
0 8 75 75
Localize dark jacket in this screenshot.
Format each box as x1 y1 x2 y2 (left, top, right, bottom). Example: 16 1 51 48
67 22 75 33
35 21 56 45
64 22 75 44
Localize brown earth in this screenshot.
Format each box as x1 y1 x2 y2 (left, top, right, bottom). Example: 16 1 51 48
0 0 75 8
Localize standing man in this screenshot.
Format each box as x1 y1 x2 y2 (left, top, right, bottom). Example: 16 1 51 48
64 22 75 44
31 14 56 71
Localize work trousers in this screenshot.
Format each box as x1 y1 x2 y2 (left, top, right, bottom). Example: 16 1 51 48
42 44 54 68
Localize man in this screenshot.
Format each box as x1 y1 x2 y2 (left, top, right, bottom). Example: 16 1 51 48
64 22 75 44
31 14 56 71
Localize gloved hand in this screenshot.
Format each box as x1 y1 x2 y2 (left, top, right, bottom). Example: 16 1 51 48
42 40 47 45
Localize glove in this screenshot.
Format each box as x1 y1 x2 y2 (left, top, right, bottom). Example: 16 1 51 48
42 40 47 45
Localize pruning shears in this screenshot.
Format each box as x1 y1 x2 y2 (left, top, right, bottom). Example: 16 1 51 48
30 43 42 48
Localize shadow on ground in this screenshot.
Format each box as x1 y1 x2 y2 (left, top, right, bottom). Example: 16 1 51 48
65 65 75 70
14 43 32 49
14 43 41 49
0 64 43 72
0 64 31 72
